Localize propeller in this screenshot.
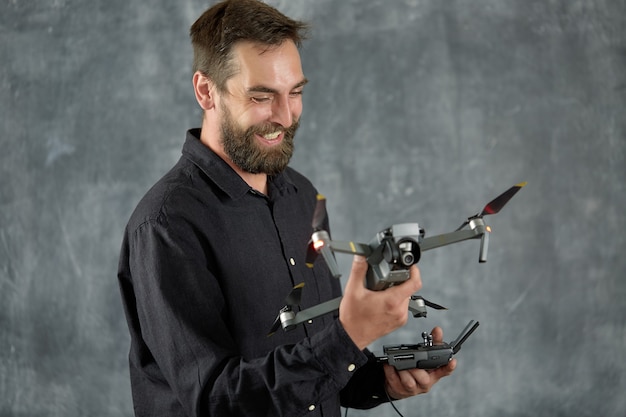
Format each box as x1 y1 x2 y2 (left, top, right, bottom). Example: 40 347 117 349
480 181 527 216
268 283 305 336
408 295 448 318
413 295 448 311
312 194 327 231
456 182 527 231
284 282 304 306
267 315 283 337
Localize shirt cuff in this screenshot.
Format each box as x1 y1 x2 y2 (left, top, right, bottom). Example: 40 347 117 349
308 319 370 389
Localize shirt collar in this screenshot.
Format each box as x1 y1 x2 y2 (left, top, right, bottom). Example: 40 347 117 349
182 129 298 200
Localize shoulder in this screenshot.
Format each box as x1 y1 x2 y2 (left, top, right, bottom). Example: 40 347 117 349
125 157 198 233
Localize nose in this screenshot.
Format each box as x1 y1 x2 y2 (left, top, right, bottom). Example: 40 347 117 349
270 95 296 127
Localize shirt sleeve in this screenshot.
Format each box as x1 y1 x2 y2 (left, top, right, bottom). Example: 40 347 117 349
125 214 383 417
340 350 388 409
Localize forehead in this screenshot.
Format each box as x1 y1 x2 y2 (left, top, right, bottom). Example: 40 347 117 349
228 40 305 90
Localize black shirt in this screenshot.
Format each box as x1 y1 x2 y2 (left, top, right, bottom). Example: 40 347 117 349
117 129 386 417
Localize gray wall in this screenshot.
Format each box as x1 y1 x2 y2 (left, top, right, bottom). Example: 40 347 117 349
1 0 625 416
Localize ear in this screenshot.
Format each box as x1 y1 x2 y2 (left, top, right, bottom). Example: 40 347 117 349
192 71 217 110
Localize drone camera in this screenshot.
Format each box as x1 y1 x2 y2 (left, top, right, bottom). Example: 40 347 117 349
366 223 425 291
396 238 420 267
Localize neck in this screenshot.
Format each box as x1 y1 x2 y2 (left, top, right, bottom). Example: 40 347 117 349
210 143 269 195
238 170 269 195
198 118 269 195
202 137 269 194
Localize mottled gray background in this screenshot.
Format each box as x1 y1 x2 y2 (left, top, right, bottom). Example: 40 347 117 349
1 0 625 416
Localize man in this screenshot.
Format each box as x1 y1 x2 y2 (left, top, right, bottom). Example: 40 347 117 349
117 1 456 416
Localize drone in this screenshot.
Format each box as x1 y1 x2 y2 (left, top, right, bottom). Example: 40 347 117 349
268 182 526 340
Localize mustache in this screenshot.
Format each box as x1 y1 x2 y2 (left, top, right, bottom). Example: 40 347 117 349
248 119 300 137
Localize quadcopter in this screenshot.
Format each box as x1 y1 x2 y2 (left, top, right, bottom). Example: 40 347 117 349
268 182 526 365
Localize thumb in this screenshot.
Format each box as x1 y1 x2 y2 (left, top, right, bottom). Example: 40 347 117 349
388 264 422 296
344 255 369 294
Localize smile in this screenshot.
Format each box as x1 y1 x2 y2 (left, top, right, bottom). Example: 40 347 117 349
263 131 282 140
256 130 284 146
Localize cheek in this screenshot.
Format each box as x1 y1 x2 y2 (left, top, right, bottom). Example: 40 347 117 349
249 106 275 124
235 108 271 130
291 100 303 119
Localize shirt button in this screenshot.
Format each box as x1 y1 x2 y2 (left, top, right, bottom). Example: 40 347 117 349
289 257 296 266
348 364 356 372
308 404 316 411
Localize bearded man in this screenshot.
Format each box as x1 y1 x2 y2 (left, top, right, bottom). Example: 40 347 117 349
117 1 456 416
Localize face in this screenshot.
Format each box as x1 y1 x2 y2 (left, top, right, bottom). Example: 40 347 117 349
217 40 307 175
219 101 299 175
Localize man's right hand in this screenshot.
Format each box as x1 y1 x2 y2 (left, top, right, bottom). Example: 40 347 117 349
339 255 422 350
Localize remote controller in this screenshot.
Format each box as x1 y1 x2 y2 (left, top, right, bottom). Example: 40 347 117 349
376 320 479 370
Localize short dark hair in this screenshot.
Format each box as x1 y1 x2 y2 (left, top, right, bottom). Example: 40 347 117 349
190 0 309 92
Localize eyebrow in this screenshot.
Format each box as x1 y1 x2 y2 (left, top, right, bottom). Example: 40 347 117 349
246 78 309 94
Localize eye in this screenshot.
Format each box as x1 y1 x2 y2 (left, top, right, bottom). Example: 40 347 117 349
251 96 273 104
290 90 303 98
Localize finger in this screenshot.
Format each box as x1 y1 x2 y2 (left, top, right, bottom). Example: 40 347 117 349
439 358 457 375
383 364 401 385
386 264 422 299
405 264 422 293
343 255 368 294
399 369 419 391
430 326 443 343
385 367 419 398
429 358 457 381
408 368 431 390
383 365 406 399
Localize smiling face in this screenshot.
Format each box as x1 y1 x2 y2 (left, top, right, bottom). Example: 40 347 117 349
218 100 299 175
215 40 307 175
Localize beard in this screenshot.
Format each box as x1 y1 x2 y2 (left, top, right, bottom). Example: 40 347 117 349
219 102 299 176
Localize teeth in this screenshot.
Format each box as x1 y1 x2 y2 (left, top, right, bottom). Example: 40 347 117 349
263 131 281 140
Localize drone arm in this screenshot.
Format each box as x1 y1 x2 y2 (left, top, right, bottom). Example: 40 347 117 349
329 240 372 257
420 219 488 252
420 229 481 251
311 238 372 279
278 295 435 333
311 230 344 278
279 297 342 331
318 244 342 278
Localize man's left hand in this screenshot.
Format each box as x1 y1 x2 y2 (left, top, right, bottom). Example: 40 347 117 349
383 326 457 399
